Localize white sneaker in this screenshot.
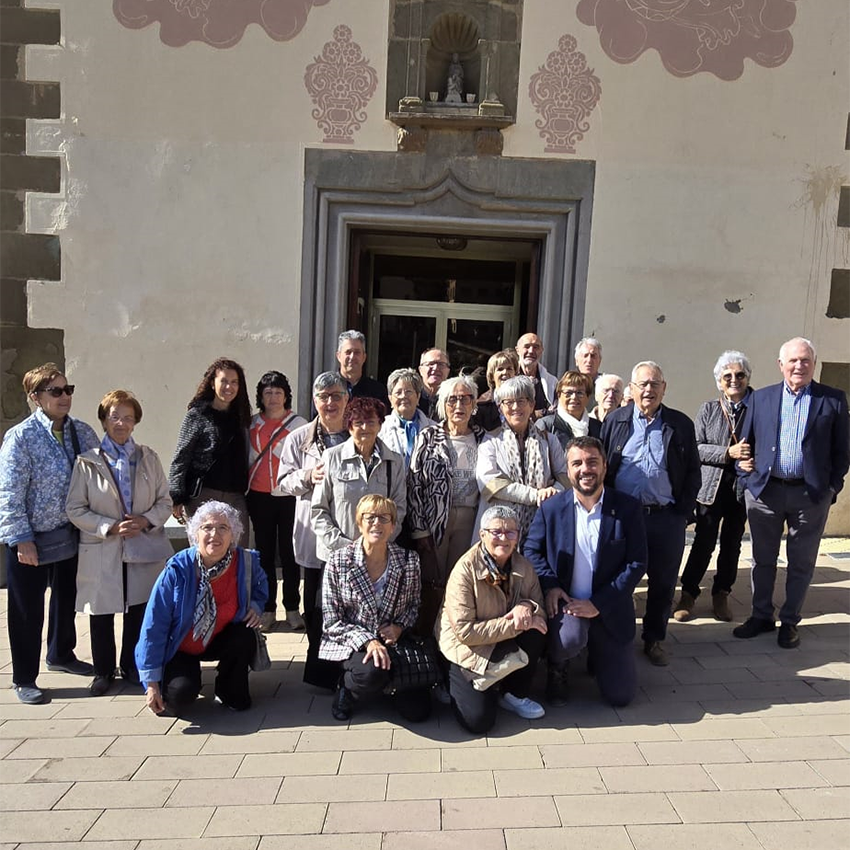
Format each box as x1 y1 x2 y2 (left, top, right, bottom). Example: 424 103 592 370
285 610 306 631
498 692 545 719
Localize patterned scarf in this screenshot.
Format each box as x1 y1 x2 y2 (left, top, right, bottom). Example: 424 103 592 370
192 548 233 648
501 425 547 539
480 542 512 590
101 434 136 514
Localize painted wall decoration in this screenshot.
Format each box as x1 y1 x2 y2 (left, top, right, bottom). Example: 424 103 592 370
528 34 601 154
576 0 797 80
304 25 378 145
113 0 331 48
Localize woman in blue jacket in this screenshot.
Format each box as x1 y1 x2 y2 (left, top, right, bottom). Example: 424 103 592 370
136 500 268 714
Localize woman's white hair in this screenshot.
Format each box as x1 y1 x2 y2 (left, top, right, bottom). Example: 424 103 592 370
435 374 479 421
480 505 519 528
186 500 244 546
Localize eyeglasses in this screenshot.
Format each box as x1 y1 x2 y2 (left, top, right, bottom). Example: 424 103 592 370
363 513 393 525
632 380 663 390
39 385 75 397
601 387 623 396
315 391 346 403
421 361 449 370
483 528 518 541
199 523 230 534
351 419 380 428
560 389 586 398
500 398 531 408
392 388 417 398
106 414 136 424
446 394 474 406
721 371 747 382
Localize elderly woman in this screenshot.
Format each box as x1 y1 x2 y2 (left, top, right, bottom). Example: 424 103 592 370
674 351 753 623
247 371 307 632
476 375 569 543
436 506 547 732
168 358 252 545
536 371 601 450
379 367 434 467
312 396 406 563
136 500 268 715
66 390 172 695
589 373 625 423
320 495 428 722
408 374 490 633
472 348 519 432
0 363 99 704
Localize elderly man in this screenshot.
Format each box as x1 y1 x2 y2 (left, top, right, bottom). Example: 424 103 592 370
516 332 557 418
601 361 701 666
417 347 451 420
574 337 603 383
734 337 849 649
335 330 389 410
524 437 647 707
590 374 625 423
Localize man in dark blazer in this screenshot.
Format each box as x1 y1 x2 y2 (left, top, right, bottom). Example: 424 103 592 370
600 361 701 667
524 437 647 706
734 337 849 649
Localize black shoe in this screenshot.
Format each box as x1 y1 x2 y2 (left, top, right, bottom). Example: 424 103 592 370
89 675 113 697
643 641 669 667
777 623 800 649
732 617 776 639
545 664 570 707
331 685 354 721
46 658 95 676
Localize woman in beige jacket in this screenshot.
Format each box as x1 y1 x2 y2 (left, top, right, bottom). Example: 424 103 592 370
436 505 547 733
66 390 172 695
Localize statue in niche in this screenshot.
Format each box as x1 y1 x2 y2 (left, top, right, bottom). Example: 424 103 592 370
445 53 464 103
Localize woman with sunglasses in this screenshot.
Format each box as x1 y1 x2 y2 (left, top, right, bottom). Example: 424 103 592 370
674 351 753 623
0 363 100 704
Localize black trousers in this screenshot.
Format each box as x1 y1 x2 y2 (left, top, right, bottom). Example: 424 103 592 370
302 566 342 690
342 651 432 722
642 509 688 643
246 490 300 612
6 546 80 686
680 479 746 599
89 604 146 681
448 628 546 735
161 621 255 713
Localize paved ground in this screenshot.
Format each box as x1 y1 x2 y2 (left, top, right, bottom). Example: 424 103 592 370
1 539 849 849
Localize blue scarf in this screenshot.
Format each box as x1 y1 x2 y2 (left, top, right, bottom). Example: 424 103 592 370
101 434 136 515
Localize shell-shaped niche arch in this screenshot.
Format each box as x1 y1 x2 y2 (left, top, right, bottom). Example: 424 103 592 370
426 12 481 101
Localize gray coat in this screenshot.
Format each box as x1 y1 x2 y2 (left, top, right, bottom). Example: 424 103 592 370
694 392 751 505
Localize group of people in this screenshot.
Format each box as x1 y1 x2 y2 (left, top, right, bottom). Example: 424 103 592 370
0 330 846 735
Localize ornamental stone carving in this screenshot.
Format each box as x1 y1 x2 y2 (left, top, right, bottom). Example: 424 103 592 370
528 34 601 155
304 25 379 145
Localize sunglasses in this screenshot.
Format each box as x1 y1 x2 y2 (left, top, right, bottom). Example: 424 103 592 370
721 372 747 382
39 385 75 397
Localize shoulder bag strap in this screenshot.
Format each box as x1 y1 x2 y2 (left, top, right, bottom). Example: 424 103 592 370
68 419 81 459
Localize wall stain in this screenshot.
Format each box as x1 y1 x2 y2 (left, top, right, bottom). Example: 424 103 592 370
724 299 743 314
656 314 666 324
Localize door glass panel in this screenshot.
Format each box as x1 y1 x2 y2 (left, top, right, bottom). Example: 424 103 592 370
376 314 436 384
446 318 505 386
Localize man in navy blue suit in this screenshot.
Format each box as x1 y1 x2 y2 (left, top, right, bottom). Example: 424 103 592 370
523 437 647 706
734 337 849 649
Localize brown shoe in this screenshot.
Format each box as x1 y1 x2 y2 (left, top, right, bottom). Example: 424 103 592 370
673 591 696 622
644 641 669 667
712 591 732 622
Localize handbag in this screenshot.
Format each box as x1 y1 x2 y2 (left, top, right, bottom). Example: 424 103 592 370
468 639 528 692
99 450 173 564
243 549 272 671
383 633 442 695
33 523 79 563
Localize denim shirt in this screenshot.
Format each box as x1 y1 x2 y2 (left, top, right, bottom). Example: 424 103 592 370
0 408 99 545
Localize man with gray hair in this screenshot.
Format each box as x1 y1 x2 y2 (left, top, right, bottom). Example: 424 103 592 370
335 330 389 410
734 337 849 649
574 337 603 383
600 361 700 666
590 373 624 423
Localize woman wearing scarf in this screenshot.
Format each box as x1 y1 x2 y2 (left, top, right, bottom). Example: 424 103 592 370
135 500 268 715
436 506 547 733
536 371 601 451
66 390 172 696
378 367 434 468
475 375 569 544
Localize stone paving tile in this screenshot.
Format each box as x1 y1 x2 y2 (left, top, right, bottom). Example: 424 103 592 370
808 758 850 786
643 683 736 703
391 727 487 749
323 800 440 833
441 744 543 772
791 698 850 715
736 736 850 762
167 777 281 807
237 751 341 778
614 701 706 724
599 764 716 792
667 789 801 823
539 742 646 768
697 698 803 718
0 756 47 782
295 729 392 752
637 740 748 765
140 841 259 850
0 718 92 738
626 823 760 850
504 825 633 850
8 843 136 850
494 766 605 797
0 736 21 758
0 701 64 721
705 761 830 790
8 735 115 759
724 680 823 700
2 810 101 843
31 755 145 782
577 723 680 744
442 795 560 829
275 773 386 803
205 803 327 836
198 731 300 754
261 836 381 850
105 735 208 757
761 714 850 738
779 787 850 819
387 769 496 800
57 778 177 808
748 819 850 849
52 700 146 719
0 780 71 810
81 716 178 737
339 748 439 774
671 717 775 740
87 806 215 840
696 653 785 670
383 830 506 850
133 754 244 780
553 791 680 826
834 735 850 752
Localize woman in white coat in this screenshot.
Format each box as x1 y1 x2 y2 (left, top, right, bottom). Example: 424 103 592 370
66 390 172 695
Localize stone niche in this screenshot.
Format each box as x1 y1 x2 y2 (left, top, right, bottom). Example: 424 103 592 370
386 1 522 154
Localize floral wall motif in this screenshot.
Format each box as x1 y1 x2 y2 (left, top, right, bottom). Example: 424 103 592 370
576 0 797 80
528 34 601 154
303 25 378 145
113 0 331 48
